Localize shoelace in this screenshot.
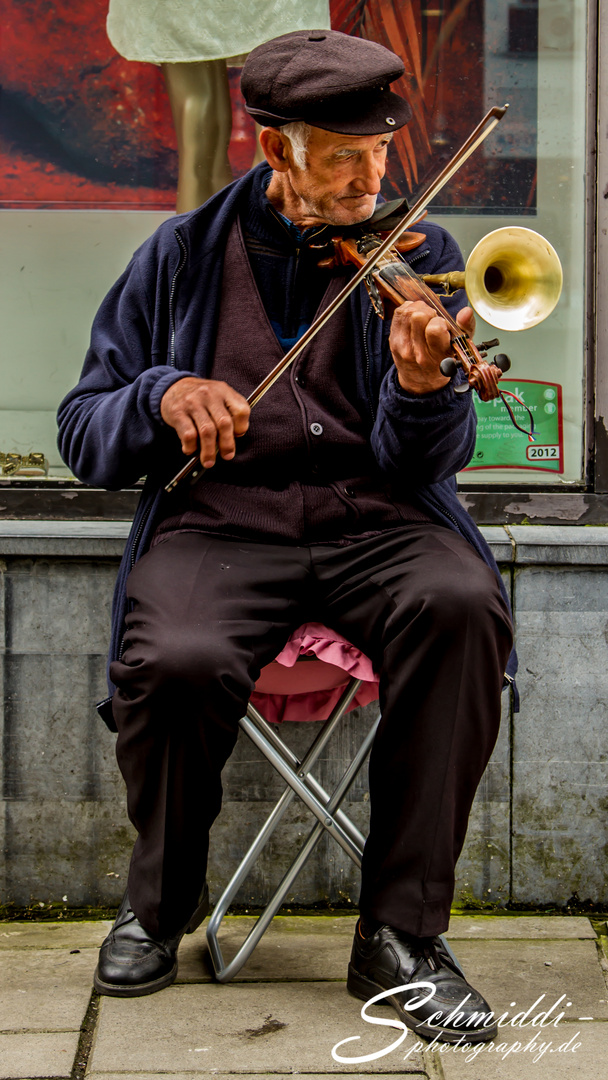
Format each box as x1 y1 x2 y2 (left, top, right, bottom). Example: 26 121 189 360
396 932 462 980
406 936 442 976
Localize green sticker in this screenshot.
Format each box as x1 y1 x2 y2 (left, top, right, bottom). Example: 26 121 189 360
464 379 563 473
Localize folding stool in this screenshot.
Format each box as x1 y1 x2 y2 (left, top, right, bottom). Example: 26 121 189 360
206 623 381 982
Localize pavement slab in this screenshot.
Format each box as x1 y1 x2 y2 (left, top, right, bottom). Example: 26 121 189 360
438 1020 607 1080
0 920 112 950
0 1030 78 1079
446 940 608 1020
177 923 353 982
88 982 428 1074
0 947 97 1032
445 915 595 939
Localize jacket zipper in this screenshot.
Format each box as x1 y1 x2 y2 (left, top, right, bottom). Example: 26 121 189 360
169 230 188 366
129 503 153 571
363 303 376 422
423 490 463 534
407 248 431 267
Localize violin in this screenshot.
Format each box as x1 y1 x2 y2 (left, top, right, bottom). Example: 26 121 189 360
317 232 511 403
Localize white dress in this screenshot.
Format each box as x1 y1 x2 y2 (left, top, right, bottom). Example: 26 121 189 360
107 0 331 64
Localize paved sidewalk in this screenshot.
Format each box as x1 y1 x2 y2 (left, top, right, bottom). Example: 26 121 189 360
0 915 606 1079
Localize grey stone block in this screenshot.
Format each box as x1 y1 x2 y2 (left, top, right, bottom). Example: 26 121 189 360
512 829 608 907
2 799 133 906
4 557 116 653
455 693 511 907
509 525 608 565
512 567 608 904
480 525 514 562
0 947 95 1032
0 520 130 558
89 983 426 1074
0 1030 78 1079
208 802 365 909
0 521 131 540
3 653 115 800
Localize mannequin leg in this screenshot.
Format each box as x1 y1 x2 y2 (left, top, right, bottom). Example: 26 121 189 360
162 60 233 212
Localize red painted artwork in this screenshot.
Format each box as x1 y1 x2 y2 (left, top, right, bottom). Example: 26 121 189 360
0 0 536 210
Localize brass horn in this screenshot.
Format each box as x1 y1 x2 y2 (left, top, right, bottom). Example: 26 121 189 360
422 227 563 332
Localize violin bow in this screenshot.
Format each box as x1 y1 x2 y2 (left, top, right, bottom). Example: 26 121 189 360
165 104 508 493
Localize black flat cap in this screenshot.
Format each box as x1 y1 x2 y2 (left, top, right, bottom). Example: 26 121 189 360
241 30 412 135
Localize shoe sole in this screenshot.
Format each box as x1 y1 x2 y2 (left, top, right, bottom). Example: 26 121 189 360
347 965 498 1044
94 961 178 998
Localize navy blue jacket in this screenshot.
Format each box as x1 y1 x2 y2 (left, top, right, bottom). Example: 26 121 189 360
57 164 517 721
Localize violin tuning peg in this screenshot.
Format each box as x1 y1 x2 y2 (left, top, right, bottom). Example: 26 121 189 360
493 353 511 373
440 357 460 377
476 338 500 351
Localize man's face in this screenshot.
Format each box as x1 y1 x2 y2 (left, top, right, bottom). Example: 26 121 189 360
286 127 392 226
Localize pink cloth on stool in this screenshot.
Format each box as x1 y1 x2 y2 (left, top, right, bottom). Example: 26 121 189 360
250 622 379 724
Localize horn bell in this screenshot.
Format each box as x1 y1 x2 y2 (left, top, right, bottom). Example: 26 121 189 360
465 227 563 332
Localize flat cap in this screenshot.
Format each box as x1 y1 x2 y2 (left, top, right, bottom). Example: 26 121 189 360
241 30 412 135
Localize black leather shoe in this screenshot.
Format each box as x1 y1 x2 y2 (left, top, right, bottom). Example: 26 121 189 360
94 885 210 997
348 921 497 1043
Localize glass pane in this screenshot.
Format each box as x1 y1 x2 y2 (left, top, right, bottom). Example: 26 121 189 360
454 0 587 484
331 0 587 484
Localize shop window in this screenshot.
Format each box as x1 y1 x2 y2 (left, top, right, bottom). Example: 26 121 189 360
0 0 592 505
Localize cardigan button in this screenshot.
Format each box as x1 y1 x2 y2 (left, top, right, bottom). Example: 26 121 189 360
310 422 323 436
344 486 356 497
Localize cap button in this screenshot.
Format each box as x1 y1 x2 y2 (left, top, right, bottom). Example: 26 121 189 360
308 33 326 40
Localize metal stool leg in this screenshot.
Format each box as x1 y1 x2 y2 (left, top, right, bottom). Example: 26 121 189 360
205 682 461 982
206 681 380 981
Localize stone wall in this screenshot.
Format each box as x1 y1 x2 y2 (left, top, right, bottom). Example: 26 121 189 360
1 522 606 910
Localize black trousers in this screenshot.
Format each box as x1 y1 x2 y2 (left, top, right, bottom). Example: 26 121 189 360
110 524 513 940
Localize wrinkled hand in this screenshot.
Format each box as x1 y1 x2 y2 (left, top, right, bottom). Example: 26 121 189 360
160 377 250 468
389 301 476 395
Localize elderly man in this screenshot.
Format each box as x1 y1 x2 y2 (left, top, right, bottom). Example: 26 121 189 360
58 30 514 1041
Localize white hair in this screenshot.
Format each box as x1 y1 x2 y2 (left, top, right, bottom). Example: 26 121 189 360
281 121 312 170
